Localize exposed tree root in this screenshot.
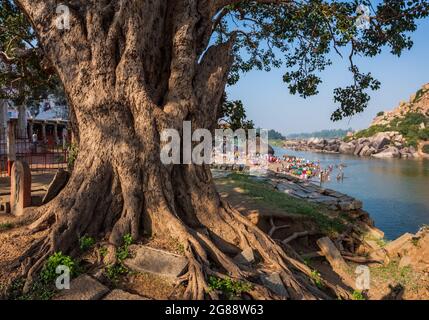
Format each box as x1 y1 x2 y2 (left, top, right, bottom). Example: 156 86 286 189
9 162 354 300
282 231 317 245
268 217 290 237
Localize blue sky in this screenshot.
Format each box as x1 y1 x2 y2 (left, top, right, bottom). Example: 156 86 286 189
226 18 429 135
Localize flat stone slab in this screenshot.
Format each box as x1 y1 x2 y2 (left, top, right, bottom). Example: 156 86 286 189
103 289 148 300
54 275 109 300
124 245 188 278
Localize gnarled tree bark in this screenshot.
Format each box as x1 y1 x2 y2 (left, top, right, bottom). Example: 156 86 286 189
14 0 331 299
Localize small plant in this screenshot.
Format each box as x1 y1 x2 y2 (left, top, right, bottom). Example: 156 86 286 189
376 238 389 247
67 143 79 170
208 276 252 299
116 246 130 261
40 252 79 284
99 247 108 257
176 243 185 255
106 264 128 281
303 257 312 267
352 290 366 300
79 235 95 251
411 237 420 247
0 223 13 231
123 233 133 246
376 111 385 117
116 233 133 261
105 234 134 281
8 277 56 301
310 270 324 289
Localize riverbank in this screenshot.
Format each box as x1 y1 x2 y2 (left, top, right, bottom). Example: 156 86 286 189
272 146 429 239
213 169 429 299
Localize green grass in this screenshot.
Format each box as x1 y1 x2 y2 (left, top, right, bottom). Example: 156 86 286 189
218 173 346 235
268 139 285 147
369 260 419 291
353 124 388 140
363 233 390 248
422 144 429 154
8 278 55 300
208 276 253 299
0 223 13 231
352 290 366 300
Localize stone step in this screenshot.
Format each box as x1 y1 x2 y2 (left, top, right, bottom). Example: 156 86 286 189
54 274 109 300
102 289 149 300
124 245 188 278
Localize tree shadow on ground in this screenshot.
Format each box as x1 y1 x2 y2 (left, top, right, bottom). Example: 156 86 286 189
381 284 405 300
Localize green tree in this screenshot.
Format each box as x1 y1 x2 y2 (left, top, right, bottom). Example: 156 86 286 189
218 95 255 130
0 1 64 112
268 129 285 140
7 0 429 299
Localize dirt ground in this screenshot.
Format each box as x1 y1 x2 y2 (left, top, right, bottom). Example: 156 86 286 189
0 171 55 200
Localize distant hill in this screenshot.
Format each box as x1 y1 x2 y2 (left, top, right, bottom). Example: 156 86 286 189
371 83 429 127
286 128 352 140
352 83 429 149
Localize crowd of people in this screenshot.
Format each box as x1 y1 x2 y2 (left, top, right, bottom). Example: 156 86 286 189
211 146 345 183
268 154 337 182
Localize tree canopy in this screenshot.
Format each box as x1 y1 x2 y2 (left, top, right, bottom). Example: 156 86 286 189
218 95 255 130
0 0 62 105
216 0 428 120
3 0 429 120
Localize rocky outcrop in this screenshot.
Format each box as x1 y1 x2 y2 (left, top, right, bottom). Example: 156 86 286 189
372 146 400 158
366 227 429 272
284 130 417 159
397 228 429 271
372 132 391 151
284 83 429 159
339 142 354 154
371 83 429 127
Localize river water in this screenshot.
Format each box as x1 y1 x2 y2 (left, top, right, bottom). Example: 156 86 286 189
273 146 429 240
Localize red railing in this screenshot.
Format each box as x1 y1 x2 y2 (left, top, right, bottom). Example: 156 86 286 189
0 132 68 177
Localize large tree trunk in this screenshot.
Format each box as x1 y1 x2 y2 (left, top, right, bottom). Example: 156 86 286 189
14 0 329 299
